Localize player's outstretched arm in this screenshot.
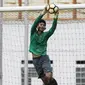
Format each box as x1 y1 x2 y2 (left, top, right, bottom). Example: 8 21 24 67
46 9 59 38
30 6 47 35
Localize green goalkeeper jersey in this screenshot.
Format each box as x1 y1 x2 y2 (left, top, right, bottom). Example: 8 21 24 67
29 14 58 56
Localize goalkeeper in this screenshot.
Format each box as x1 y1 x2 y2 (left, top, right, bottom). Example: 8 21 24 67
29 6 59 85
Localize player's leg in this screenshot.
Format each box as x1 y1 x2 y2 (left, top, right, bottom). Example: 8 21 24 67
41 72 52 85
41 70 58 85
32 56 51 85
41 75 58 85
41 55 58 85
32 57 49 85
32 55 58 85
49 78 58 85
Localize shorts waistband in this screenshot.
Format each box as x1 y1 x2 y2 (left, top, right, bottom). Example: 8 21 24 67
32 54 40 59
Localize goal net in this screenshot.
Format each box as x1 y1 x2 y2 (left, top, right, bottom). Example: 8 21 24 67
0 4 85 85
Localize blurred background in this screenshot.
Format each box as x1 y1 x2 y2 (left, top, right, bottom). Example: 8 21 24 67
0 1 85 85
3 0 85 7
0 0 85 20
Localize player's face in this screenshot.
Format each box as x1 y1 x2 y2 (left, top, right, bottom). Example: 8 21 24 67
37 22 46 32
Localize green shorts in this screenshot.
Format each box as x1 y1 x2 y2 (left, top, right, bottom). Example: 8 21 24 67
33 55 52 78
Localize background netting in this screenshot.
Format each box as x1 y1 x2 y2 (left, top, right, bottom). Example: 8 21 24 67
0 8 85 85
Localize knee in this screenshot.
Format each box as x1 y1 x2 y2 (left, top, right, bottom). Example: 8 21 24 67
42 72 52 84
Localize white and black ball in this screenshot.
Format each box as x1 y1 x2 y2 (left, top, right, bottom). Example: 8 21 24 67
46 3 59 14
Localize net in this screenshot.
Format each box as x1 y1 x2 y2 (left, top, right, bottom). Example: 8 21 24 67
0 4 85 85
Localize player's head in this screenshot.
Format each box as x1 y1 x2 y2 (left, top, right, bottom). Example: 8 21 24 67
37 19 46 32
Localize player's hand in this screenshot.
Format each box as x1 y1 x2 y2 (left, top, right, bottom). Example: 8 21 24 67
54 6 59 15
54 7 59 19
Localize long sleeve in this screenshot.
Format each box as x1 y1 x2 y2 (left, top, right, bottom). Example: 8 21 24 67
46 14 58 38
31 14 43 35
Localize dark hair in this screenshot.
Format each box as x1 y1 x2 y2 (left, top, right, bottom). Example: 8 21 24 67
38 19 46 26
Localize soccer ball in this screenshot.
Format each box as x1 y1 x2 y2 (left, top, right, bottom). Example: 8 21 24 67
46 3 59 14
